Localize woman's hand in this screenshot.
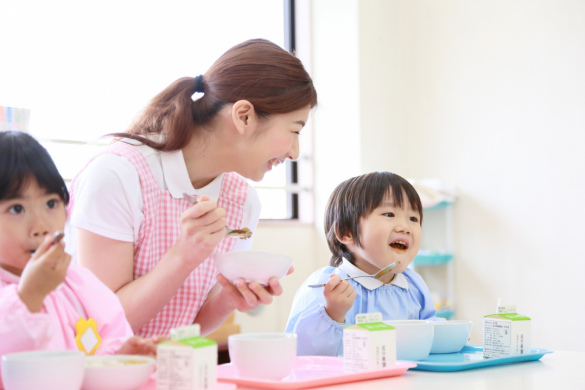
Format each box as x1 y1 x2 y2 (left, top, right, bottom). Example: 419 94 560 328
216 265 294 312
170 195 227 272
323 274 356 323
17 234 71 313
117 334 168 357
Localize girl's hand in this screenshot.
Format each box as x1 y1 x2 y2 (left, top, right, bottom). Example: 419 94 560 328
170 195 227 271
17 234 71 313
216 265 294 312
117 334 168 357
323 274 356 323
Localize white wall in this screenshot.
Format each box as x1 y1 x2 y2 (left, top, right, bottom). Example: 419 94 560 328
241 0 585 352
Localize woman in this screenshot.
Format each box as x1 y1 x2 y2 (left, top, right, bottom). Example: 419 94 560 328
66 38 318 337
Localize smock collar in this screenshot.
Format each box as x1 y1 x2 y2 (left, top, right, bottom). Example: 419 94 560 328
339 258 409 291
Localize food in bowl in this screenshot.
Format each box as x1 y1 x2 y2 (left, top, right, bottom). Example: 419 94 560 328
82 355 155 390
213 250 292 285
430 320 473 354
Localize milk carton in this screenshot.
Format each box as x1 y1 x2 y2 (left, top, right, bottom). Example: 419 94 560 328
343 313 396 372
157 324 217 390
483 303 531 358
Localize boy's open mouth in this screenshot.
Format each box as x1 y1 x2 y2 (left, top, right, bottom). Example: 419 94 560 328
389 240 408 250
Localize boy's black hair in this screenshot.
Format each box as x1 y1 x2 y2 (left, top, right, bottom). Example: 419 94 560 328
324 171 423 267
0 131 69 204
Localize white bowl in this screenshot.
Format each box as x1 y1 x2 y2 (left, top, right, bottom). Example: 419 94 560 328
430 320 473 354
228 333 297 380
384 320 434 361
1 350 85 390
82 355 155 390
214 250 292 285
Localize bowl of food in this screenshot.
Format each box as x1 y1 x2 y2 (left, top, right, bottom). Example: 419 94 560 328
384 320 434 361
430 320 473 354
213 250 292 285
82 355 155 390
1 350 85 390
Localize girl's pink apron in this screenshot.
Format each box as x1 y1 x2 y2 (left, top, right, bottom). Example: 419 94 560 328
68 141 248 337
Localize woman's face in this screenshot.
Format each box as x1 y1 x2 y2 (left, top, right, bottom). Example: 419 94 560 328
239 105 311 182
0 179 66 275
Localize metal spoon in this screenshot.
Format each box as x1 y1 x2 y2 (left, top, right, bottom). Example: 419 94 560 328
308 261 401 288
182 193 253 240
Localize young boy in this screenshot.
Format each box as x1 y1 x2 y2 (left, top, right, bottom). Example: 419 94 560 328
285 171 440 356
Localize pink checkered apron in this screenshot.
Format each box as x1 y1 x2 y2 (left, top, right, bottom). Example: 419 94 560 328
68 141 248 337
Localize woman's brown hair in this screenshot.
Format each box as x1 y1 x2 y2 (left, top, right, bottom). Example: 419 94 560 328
325 171 423 267
110 39 317 151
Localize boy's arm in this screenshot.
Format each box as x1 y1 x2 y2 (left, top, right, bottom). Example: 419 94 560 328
289 305 346 357
285 273 348 357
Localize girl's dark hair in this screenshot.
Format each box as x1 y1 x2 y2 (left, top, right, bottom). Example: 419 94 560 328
324 171 423 267
109 38 318 151
0 131 69 204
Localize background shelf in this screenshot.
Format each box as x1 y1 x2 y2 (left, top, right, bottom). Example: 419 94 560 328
414 252 453 266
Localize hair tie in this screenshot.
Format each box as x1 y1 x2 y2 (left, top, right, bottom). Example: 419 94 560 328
194 75 205 93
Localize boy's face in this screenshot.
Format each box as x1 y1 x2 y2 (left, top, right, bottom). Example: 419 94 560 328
0 179 66 276
342 192 422 282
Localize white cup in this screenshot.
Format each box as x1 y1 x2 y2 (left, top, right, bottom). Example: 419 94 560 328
384 320 434 361
1 350 85 390
228 333 297 380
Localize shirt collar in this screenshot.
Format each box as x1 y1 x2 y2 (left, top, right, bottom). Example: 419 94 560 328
161 149 224 201
339 258 409 291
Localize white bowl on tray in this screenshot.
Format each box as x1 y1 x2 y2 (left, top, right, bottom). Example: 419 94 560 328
213 250 292 285
228 333 297 380
384 320 434 361
1 350 85 390
430 320 473 354
82 354 155 390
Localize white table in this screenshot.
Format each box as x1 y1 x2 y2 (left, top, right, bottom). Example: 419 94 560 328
234 351 585 390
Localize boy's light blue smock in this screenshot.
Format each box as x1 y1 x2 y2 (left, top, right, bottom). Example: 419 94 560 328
285 259 440 357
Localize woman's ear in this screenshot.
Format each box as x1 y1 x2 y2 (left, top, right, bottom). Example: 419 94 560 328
231 100 256 135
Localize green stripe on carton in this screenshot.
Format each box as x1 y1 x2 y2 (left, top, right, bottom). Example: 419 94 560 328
484 313 531 321
354 322 395 331
183 336 216 347
162 336 216 348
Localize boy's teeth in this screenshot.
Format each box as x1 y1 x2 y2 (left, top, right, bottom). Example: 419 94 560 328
390 240 407 250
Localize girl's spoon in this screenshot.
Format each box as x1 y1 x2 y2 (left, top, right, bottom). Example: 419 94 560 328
182 193 253 240
308 261 401 288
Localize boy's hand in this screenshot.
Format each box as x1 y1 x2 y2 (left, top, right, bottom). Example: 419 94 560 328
18 234 71 313
117 335 168 357
323 274 356 323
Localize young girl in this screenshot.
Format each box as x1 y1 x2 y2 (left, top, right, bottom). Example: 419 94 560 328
65 38 318 338
0 131 162 384
285 171 440 356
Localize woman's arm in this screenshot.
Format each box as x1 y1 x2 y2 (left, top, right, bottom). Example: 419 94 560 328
76 195 226 332
194 272 288 336
76 229 193 332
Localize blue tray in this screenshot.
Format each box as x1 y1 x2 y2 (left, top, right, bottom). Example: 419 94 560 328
409 345 553 372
